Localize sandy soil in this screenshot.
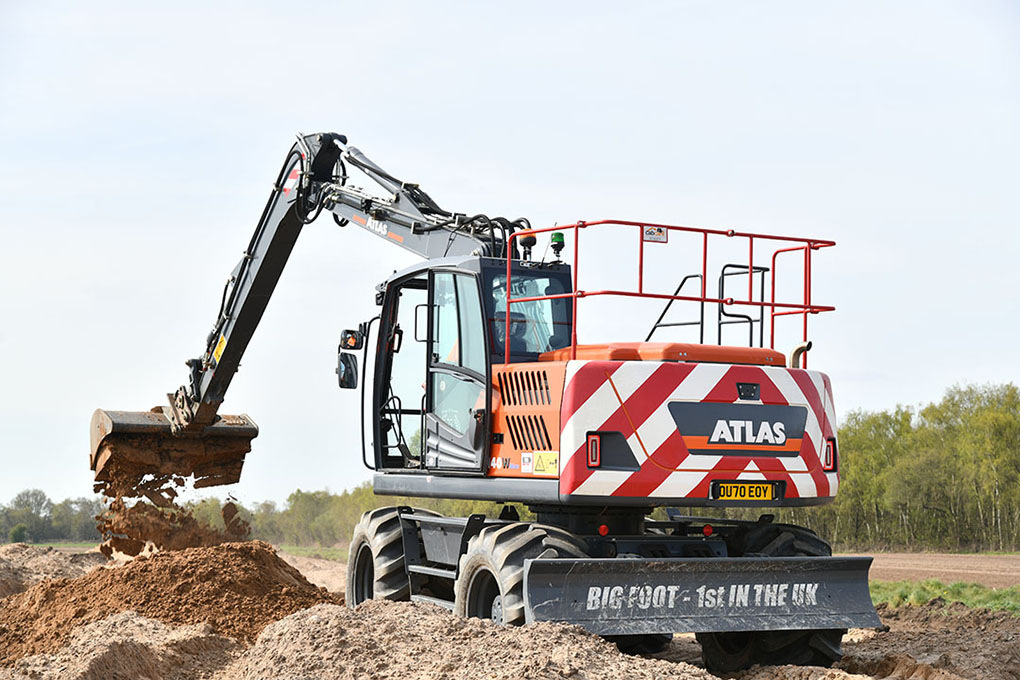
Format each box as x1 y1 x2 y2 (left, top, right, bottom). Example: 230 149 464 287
0 544 106 598
278 552 347 593
843 552 1020 588
2 544 1017 680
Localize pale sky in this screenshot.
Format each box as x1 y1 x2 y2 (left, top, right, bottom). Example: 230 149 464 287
1 1 1018 505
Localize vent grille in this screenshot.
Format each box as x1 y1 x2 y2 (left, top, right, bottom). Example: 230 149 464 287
506 414 553 451
497 369 551 406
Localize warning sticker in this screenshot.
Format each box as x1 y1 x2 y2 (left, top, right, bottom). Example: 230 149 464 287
212 334 227 364
533 451 559 476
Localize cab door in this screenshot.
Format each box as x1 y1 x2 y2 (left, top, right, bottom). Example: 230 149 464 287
424 271 489 472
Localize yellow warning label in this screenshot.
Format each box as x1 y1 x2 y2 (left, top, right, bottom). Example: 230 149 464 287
212 334 227 364
533 451 559 476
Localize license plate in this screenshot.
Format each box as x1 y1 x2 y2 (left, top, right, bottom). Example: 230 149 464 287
714 482 774 501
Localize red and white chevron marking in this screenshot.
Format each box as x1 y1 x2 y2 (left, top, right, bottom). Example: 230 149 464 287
558 360 838 502
281 166 301 196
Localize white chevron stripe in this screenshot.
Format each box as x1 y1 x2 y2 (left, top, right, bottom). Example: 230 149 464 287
756 368 819 496
737 460 767 481
559 361 662 473
622 363 730 469
648 471 705 498
571 470 633 496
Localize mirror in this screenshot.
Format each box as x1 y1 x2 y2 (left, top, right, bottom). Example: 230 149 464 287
336 351 359 389
340 329 364 351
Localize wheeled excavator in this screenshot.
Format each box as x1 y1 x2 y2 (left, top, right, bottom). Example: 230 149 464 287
90 132 879 672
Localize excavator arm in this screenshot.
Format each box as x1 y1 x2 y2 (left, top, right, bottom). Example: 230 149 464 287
90 131 527 488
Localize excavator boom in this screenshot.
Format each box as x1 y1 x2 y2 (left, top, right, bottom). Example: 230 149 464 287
90 132 523 487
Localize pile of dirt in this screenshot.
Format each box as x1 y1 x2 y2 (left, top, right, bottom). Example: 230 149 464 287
0 544 106 599
875 598 1020 632
839 602 1020 680
0 612 238 680
219 601 717 680
0 541 339 666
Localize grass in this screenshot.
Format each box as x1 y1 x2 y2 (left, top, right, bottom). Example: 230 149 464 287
870 579 1020 614
276 544 348 561
26 541 99 551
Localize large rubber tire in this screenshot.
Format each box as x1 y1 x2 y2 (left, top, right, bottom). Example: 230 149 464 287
696 523 845 672
346 507 440 608
454 522 588 625
607 632 674 655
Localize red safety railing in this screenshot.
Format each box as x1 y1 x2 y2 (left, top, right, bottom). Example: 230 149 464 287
504 219 835 366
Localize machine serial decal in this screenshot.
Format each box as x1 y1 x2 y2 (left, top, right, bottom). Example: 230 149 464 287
585 582 820 611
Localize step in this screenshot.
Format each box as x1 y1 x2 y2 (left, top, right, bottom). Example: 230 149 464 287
410 594 455 611
407 564 457 579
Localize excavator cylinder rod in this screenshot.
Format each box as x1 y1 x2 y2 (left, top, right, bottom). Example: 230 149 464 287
89 409 258 489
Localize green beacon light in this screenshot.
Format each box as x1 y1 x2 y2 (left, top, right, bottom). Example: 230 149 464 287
550 231 565 260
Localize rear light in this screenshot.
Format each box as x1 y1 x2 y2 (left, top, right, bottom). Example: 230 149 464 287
597 524 610 536
702 524 713 537
586 433 601 468
823 438 837 471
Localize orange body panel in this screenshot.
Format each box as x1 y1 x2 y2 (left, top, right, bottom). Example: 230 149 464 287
487 362 567 478
538 342 784 366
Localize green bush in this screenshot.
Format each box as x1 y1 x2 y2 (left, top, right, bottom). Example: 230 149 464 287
8 523 28 543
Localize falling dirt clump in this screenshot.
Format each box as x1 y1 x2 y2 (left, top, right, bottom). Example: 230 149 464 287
0 544 106 599
2 611 239 680
0 541 339 666
219 600 717 680
97 496 250 558
94 455 250 557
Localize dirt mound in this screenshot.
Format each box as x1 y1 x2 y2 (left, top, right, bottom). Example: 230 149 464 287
0 544 106 599
840 603 1020 680
0 541 339 666
875 599 1020 632
220 600 717 680
1 611 238 680
740 667 876 679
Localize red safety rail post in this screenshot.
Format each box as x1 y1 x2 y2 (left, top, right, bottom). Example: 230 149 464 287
505 220 835 365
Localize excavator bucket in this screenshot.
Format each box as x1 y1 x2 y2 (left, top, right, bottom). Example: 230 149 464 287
89 408 258 490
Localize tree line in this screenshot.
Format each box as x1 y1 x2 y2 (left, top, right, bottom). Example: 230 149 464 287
4 383 1017 552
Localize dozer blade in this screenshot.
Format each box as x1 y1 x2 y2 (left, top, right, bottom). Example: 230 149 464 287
90 408 258 489
523 556 880 635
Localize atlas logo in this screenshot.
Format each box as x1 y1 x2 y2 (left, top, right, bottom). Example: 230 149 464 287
710 420 786 446
668 402 808 457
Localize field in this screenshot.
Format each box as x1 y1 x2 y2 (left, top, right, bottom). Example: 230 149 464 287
0 542 1017 680
855 552 1020 589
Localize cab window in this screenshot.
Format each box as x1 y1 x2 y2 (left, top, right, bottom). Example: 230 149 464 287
431 272 486 376
486 271 572 357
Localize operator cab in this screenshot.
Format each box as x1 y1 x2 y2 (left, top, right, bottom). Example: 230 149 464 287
353 256 572 474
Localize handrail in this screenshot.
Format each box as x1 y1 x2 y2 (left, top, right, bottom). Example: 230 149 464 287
504 220 835 365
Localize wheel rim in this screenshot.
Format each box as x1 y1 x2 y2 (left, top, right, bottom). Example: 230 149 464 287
353 542 375 605
491 594 504 624
465 568 503 623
